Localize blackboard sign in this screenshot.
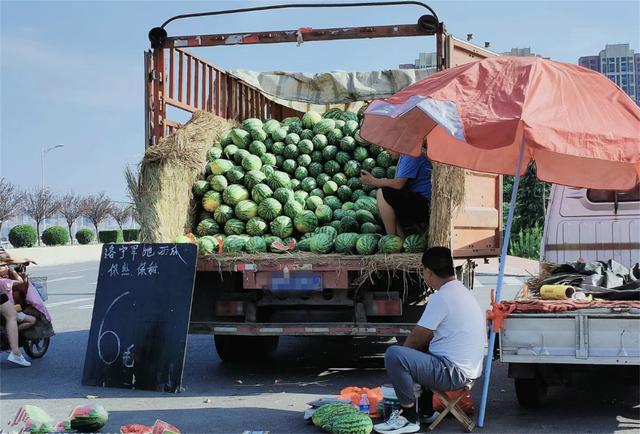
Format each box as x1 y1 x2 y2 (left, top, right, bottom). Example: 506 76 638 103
82 243 197 392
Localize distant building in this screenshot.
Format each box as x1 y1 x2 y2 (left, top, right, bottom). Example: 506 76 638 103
398 52 437 69
501 47 548 59
579 43 637 104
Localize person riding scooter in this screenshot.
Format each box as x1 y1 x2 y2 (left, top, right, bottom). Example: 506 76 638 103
0 263 32 367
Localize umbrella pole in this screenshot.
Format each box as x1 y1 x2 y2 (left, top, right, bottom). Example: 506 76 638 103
477 137 526 427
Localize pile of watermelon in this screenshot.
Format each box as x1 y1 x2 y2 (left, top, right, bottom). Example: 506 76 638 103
188 108 426 255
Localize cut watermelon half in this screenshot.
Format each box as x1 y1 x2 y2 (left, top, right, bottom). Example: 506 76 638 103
152 419 180 434
120 424 153 434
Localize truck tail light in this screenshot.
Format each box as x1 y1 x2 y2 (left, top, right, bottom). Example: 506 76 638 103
366 299 402 316
216 301 244 317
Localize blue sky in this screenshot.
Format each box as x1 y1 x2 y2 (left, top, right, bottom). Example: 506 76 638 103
1 0 638 201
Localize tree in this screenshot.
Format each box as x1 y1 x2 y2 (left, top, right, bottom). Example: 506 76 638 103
0 178 24 233
58 193 83 244
22 188 61 246
81 193 114 237
110 203 133 230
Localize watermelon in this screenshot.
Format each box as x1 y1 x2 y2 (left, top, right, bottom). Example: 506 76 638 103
275 155 285 168
379 235 403 253
362 157 377 172
271 141 285 155
261 164 277 177
308 162 324 177
339 111 359 122
342 201 356 211
294 166 308 180
387 165 397 178
369 189 378 198
323 180 339 195
196 218 219 236
294 210 318 233
403 233 426 253
293 138 312 154
376 151 393 168
69 404 109 433
224 219 245 235
354 128 367 145
322 145 338 161
306 196 324 211
282 116 301 127
297 238 312 251
316 225 338 240
242 154 262 171
207 147 223 162
197 236 217 254
324 195 343 211
202 191 222 212
347 177 362 190
261 152 277 166
294 190 309 203
273 187 294 205
329 220 341 231
335 232 359 253
292 154 309 169
282 159 297 174
213 204 234 225
339 136 356 152
222 185 249 207
343 160 361 178
371 167 386 179
267 171 292 190
315 204 333 224
263 119 281 135
230 128 251 147
342 120 359 137
264 235 282 248
223 144 239 159
226 166 245 184
313 118 335 135
249 140 267 156
301 129 315 140
270 216 293 238
312 403 358 428
316 173 331 187
285 133 300 146
234 149 250 165
332 173 348 186
337 185 353 202
360 222 381 234
242 118 263 131
235 200 258 221
245 236 267 253
223 234 246 252
284 200 304 219
199 210 214 221
312 134 329 150
352 189 366 202
336 151 351 166
356 234 378 254
324 160 341 175
193 180 210 196
258 198 282 221
355 197 378 214
323 108 343 119
244 170 267 190
251 183 273 204
174 235 193 243
339 216 359 234
246 217 268 236
356 209 376 224
221 131 233 146
310 233 334 254
283 144 299 159
333 209 345 220
310 151 324 163
328 412 373 434
300 177 317 192
362 184 376 194
291 178 301 190
271 127 288 142
271 237 296 253
209 159 234 175
302 111 323 129
353 146 368 162
208 175 228 192
250 127 267 142
327 128 344 145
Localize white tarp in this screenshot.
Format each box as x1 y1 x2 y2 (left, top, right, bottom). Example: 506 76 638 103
228 68 436 114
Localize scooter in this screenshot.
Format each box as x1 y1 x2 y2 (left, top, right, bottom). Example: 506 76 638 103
0 276 54 359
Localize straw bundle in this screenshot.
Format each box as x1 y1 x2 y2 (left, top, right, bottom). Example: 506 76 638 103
525 261 559 295
427 162 467 248
126 111 233 242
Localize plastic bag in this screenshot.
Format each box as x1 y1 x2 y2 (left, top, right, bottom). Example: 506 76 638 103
338 386 383 417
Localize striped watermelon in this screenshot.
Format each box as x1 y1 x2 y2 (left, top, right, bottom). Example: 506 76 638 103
257 198 282 221
360 222 380 234
223 144 239 159
371 167 386 179
250 127 267 142
209 159 234 175
355 197 378 214
213 204 234 225
327 128 344 145
208 175 228 192
271 127 288 142
242 154 263 171
282 159 297 174
323 160 341 175
298 139 314 154
197 236 218 254
230 128 251 147
223 185 249 207
202 191 222 212
323 180 338 195
356 234 378 255
267 171 292 190
306 196 324 211
339 111 359 122
324 196 343 211
224 219 245 235
244 170 267 190
222 235 246 252
302 111 323 129
336 151 350 166
193 180 210 196
263 119 281 135
235 200 258 221
226 166 245 184
270 216 293 238
207 147 223 162
337 185 353 202
376 151 393 168
328 412 373 434
242 118 263 131
234 149 250 164
196 218 219 236
284 200 304 219
251 184 273 203
246 217 268 236
297 238 312 251
315 204 333 224
339 136 356 152
378 235 404 254
312 403 358 428
245 236 267 253
355 209 376 224
335 232 359 253
300 129 315 140
403 234 426 253
316 225 338 240
261 153 277 166
294 166 308 181
297 153 312 167
285 133 300 146
312 134 329 150
273 187 294 205
310 233 334 254
342 120 359 137
353 147 368 162
294 210 318 233
313 118 336 135
339 216 359 234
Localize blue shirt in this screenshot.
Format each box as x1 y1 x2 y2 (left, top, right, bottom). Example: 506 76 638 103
395 154 432 200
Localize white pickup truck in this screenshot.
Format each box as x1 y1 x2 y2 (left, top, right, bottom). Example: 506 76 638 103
499 185 640 407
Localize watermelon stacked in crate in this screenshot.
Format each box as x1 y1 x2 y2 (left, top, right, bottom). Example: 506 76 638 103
190 108 426 255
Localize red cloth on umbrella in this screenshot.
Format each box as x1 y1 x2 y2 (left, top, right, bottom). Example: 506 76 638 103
361 56 640 190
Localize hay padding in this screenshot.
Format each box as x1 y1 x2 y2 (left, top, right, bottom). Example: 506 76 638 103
127 111 233 243
428 162 466 249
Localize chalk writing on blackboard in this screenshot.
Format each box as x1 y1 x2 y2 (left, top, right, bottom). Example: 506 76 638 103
103 244 188 278
97 291 130 365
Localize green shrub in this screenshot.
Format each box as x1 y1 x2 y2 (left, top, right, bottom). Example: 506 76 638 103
508 224 542 260
76 228 95 245
8 225 38 248
122 229 140 242
98 230 124 243
41 226 70 246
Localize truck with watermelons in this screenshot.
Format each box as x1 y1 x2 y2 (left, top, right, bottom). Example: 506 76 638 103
144 3 502 361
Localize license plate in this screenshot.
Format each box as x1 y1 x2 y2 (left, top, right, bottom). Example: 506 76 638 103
270 272 323 292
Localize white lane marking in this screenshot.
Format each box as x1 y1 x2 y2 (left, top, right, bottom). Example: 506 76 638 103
47 276 85 283
77 304 94 309
31 266 97 277
47 297 94 307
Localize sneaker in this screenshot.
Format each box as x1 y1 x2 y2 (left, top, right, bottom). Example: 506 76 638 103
421 411 441 424
373 411 420 434
7 352 31 367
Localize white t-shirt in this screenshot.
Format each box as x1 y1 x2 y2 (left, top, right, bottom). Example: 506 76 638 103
417 279 486 379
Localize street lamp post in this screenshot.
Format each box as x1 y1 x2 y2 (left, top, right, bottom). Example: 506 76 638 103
41 144 64 232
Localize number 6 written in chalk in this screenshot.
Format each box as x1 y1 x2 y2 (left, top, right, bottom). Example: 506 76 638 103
97 291 130 365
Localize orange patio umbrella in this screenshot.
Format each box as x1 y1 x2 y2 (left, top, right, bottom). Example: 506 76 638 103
360 56 640 427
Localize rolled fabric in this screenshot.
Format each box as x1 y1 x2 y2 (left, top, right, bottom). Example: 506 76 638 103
540 284 576 300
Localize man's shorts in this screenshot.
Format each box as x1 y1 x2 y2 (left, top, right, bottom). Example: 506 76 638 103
381 187 430 228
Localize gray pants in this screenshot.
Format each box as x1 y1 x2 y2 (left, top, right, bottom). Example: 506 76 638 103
385 345 470 412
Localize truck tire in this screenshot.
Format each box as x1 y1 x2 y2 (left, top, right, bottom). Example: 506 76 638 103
214 335 279 363
514 377 547 408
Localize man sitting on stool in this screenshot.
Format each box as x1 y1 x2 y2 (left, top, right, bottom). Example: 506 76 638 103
359 150 431 238
374 247 485 434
